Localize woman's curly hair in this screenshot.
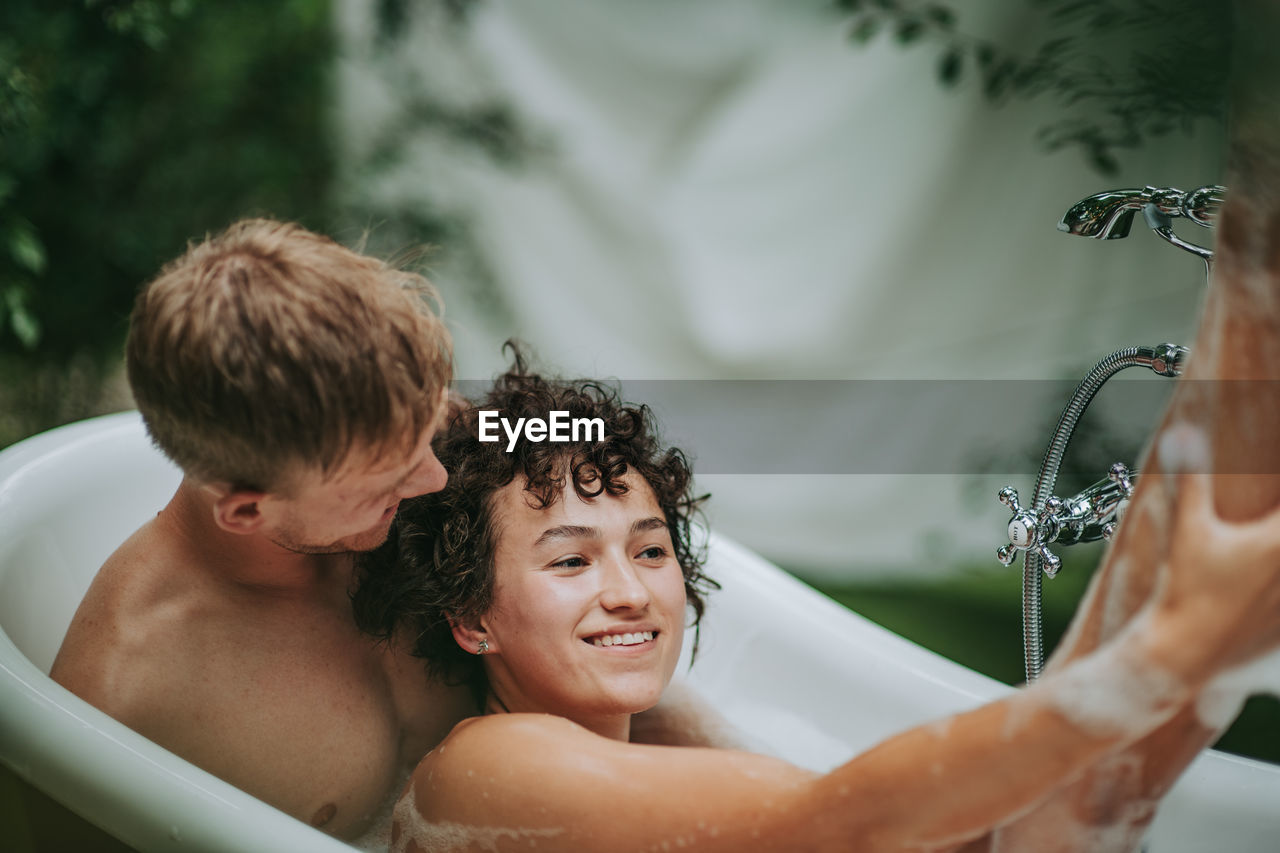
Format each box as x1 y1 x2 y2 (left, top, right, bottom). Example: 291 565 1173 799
352 347 716 702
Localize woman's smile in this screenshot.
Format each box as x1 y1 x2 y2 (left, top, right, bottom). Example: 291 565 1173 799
585 629 658 649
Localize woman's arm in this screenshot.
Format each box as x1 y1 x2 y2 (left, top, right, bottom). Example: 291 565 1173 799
397 632 1178 853
395 467 1280 853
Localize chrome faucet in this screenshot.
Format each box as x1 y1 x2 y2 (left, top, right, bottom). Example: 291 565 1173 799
997 184 1223 682
1058 184 1225 264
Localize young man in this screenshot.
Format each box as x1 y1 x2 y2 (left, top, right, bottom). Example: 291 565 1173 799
51 219 735 842
51 220 471 839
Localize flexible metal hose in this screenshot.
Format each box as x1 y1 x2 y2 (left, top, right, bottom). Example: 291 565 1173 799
1022 346 1174 682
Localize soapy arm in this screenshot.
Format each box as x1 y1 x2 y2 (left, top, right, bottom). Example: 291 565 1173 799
396 474 1280 852
395 627 1196 852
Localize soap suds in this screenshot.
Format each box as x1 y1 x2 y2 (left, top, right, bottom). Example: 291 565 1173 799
352 766 414 852
1099 556 1133 640
987 790 1155 853
1196 647 1280 730
1157 423 1211 477
389 779 566 853
1032 612 1188 740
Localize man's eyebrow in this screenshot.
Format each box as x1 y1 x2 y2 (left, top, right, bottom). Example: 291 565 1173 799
533 524 598 547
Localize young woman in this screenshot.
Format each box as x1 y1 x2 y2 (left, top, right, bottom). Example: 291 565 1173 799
354 359 1280 853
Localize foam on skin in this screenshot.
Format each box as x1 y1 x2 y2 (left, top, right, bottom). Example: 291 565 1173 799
1197 647 1280 731
390 779 567 853
986 754 1156 853
352 765 413 852
1030 608 1189 741
1156 424 1211 478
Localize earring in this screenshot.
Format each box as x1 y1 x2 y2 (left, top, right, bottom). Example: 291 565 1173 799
475 637 489 655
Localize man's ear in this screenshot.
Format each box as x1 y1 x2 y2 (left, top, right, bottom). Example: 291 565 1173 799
450 616 494 655
203 483 269 535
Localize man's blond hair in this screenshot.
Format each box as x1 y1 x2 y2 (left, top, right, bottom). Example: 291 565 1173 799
126 219 452 492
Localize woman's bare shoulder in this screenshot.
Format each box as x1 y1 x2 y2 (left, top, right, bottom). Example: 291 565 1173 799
402 714 613 840
429 712 590 762
414 712 612 790
398 713 821 852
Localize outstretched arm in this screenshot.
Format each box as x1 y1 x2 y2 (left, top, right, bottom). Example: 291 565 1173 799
397 476 1280 852
396 630 1196 852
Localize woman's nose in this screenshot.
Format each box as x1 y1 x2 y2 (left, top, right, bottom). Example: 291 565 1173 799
599 558 652 611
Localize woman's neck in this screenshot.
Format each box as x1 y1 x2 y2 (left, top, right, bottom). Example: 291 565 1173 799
483 693 632 742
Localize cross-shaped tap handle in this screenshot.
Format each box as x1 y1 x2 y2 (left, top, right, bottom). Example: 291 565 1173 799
1108 462 1135 498
996 487 1065 576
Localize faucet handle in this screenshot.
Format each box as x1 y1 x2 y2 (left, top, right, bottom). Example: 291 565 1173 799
996 486 1037 556
1108 462 1135 497
1101 461 1137 544
1034 544 1063 578
997 486 1022 512
995 487 1065 575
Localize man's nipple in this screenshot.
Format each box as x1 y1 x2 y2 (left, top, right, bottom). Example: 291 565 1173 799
310 801 338 828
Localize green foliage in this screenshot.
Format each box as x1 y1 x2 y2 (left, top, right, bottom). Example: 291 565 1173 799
0 0 335 364
344 0 543 332
834 0 1231 175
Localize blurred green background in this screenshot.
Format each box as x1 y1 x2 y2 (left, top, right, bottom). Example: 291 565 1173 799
0 1 1274 848
1 0 335 448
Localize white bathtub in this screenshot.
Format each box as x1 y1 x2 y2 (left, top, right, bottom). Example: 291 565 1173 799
1 413 1277 851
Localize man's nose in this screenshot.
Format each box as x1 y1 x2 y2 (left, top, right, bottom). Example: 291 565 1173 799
399 452 447 498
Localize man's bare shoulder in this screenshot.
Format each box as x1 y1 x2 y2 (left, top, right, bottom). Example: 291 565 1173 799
49 512 481 838
51 517 206 716
50 517 408 835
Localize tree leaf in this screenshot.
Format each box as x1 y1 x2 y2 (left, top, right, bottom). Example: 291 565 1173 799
9 227 46 275
1090 148 1120 176
896 18 925 44
3 286 41 349
849 17 881 44
938 48 964 86
10 302 40 348
925 5 956 31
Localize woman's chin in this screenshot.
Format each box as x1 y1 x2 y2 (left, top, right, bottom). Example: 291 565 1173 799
604 686 667 717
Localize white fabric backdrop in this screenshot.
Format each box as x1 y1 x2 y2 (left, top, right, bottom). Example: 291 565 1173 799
335 0 1223 578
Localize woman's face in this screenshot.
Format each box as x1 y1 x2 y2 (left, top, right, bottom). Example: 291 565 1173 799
474 470 688 726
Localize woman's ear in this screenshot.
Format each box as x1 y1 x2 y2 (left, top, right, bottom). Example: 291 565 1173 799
450 616 494 655
204 483 269 535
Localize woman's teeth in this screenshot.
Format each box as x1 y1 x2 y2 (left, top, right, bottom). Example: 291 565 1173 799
591 631 654 647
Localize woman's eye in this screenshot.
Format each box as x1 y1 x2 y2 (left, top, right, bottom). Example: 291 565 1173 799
637 546 669 561
553 556 587 569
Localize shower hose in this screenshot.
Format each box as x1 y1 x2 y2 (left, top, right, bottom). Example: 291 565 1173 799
1022 344 1183 683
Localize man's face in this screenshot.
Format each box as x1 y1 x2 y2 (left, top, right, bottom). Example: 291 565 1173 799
476 471 688 725
267 402 450 554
